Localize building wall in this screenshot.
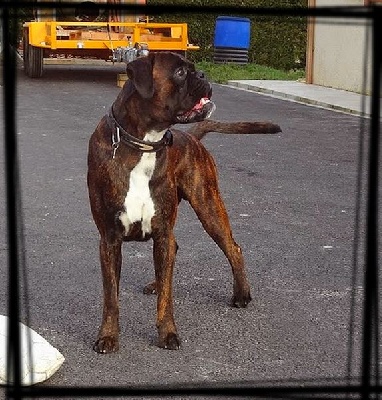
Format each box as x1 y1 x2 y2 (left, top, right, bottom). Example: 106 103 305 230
310 0 372 94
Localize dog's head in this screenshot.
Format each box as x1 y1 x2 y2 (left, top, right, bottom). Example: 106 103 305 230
125 52 215 125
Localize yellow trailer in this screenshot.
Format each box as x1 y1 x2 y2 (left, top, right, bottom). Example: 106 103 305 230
23 0 199 78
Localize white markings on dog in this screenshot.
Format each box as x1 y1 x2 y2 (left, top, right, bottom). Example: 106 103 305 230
119 130 165 237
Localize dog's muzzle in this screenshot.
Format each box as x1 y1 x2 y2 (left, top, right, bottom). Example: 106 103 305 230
175 76 216 124
175 97 216 124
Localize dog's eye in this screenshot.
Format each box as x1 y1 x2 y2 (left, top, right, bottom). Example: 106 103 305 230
174 67 187 82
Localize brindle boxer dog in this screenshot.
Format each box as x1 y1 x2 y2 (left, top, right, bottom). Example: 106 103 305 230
88 52 281 353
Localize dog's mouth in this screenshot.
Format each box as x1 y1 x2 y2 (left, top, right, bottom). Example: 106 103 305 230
175 97 216 124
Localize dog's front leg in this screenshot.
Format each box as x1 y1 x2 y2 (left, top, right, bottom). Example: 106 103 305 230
153 233 180 350
93 236 122 354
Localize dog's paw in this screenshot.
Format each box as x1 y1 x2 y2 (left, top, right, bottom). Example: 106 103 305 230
93 336 119 354
231 290 252 308
143 281 157 295
158 332 181 350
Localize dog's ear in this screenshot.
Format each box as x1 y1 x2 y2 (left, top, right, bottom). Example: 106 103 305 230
125 55 154 99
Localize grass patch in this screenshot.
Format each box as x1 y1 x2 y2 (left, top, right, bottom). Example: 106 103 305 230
195 61 305 84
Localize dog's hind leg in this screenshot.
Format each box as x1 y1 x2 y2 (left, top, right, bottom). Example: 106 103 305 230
143 242 178 295
152 232 180 350
93 236 123 354
188 186 252 308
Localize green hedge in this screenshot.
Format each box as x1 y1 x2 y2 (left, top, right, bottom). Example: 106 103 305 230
147 0 307 71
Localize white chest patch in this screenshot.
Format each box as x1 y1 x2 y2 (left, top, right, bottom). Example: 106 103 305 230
119 130 164 237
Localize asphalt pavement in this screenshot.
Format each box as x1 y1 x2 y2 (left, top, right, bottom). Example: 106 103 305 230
0 62 369 398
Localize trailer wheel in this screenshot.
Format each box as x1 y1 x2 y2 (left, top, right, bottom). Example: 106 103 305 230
26 45 43 78
22 30 30 76
23 29 43 78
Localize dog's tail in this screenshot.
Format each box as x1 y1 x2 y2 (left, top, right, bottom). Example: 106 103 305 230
186 119 282 140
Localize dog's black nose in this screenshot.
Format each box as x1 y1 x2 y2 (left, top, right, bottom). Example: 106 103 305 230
195 71 205 79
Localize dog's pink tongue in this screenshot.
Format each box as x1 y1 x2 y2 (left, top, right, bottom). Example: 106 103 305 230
176 96 216 123
193 97 210 111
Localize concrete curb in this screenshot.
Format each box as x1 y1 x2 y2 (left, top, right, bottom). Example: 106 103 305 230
227 80 371 117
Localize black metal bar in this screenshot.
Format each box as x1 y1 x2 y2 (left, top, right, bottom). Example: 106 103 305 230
2 5 22 399
9 383 382 398
0 3 375 19
362 5 381 400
